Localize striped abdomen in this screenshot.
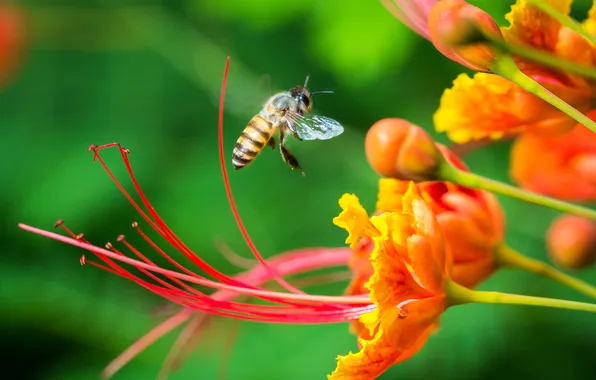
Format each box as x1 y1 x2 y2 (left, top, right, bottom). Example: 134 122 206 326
232 115 275 170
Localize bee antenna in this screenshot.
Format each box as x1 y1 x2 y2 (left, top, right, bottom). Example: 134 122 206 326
311 89 334 95
303 74 310 88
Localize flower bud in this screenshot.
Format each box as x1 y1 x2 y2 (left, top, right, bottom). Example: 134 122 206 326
547 214 596 270
428 0 501 72
365 118 442 181
0 3 26 87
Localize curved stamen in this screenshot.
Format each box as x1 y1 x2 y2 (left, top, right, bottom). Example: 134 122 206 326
103 245 370 378
217 56 306 295
20 223 370 307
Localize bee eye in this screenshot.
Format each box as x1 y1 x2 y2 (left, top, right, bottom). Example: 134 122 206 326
300 93 310 108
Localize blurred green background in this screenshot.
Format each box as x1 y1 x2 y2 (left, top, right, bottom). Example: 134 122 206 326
3 0 596 379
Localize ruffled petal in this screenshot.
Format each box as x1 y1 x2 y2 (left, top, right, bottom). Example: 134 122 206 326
334 194 380 249
434 72 587 143
328 296 444 380
367 213 429 308
502 0 572 51
376 178 410 213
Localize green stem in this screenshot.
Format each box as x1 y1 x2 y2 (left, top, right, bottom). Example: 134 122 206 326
492 55 596 134
446 279 596 313
438 160 596 220
495 245 596 299
488 37 596 80
527 0 596 47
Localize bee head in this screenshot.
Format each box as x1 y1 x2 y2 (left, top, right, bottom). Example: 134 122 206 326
290 85 312 113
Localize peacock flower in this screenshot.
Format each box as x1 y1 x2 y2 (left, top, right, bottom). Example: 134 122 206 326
433 0 596 143
361 117 504 287
19 142 380 378
18 58 380 378
547 214 596 270
329 182 449 379
510 111 596 201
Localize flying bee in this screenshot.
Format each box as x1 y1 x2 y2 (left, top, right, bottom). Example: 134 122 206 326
232 76 344 175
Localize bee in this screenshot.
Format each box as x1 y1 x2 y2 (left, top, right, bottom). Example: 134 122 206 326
232 76 344 175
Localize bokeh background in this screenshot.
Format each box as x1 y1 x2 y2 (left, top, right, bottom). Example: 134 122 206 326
3 0 596 379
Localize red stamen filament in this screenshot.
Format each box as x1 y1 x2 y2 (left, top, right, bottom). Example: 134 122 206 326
20 223 372 315
102 245 366 379
217 57 306 295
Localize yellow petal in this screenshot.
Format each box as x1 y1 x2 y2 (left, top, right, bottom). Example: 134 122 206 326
366 213 428 310
328 297 444 380
375 178 410 213
327 324 401 380
333 193 380 249
433 73 557 143
583 1 596 35
502 0 572 51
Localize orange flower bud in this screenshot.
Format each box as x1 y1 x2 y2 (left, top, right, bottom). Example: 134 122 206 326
547 214 596 270
0 3 26 87
365 118 442 181
428 0 501 72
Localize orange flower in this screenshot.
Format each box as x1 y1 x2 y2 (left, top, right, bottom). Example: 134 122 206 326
434 0 596 143
329 182 449 379
511 112 596 201
378 146 504 288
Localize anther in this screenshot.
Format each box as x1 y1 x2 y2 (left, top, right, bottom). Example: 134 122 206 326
398 307 408 319
54 220 64 228
87 144 98 152
105 242 113 250
131 222 138 228
121 147 131 155
80 255 86 266
117 234 126 242
75 233 85 240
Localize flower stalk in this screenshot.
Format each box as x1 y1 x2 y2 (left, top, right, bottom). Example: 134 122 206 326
495 245 596 299
438 159 596 220
446 279 596 313
487 37 596 80
491 55 596 135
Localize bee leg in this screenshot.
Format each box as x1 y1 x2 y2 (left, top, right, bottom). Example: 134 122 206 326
267 137 276 150
281 145 304 174
280 128 304 175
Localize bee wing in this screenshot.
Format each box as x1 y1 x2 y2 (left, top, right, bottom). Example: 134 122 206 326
288 113 345 141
